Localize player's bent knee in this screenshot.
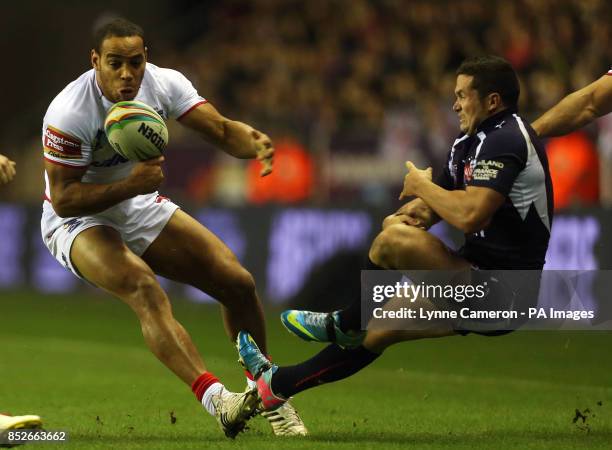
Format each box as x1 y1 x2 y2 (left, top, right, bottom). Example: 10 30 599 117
369 225 422 268
235 268 257 298
369 232 389 267
217 265 257 306
382 214 401 230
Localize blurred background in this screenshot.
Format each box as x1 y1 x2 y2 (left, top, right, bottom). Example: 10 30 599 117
0 0 611 305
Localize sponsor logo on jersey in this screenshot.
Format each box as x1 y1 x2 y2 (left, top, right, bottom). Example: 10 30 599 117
44 126 82 159
478 160 505 169
472 159 504 181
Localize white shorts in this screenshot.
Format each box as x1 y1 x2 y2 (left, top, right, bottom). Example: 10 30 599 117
41 192 179 279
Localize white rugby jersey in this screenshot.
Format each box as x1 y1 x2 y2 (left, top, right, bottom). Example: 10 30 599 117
42 63 206 199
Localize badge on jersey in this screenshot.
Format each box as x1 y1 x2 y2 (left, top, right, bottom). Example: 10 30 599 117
472 159 505 182
43 126 82 159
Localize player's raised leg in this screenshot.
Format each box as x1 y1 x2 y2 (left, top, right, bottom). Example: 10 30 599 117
70 225 258 438
245 225 467 408
142 209 267 353
282 224 470 345
242 295 455 411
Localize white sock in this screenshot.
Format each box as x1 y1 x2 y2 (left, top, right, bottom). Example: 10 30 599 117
246 377 257 390
201 382 225 416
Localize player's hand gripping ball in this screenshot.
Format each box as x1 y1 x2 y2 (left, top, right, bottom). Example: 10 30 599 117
104 101 168 161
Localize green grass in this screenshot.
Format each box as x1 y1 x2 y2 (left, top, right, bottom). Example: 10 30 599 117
1 290 611 449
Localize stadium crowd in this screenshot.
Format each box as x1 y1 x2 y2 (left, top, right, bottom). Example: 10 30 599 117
5 0 612 207
167 0 610 129
152 0 610 207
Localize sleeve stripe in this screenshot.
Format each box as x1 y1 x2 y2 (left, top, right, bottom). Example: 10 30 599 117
43 156 89 169
176 100 208 120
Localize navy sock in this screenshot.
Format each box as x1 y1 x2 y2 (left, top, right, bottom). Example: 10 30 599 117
271 344 380 398
337 258 385 333
336 299 362 333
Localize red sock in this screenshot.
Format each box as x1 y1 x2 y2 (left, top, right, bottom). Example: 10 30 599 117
191 372 220 402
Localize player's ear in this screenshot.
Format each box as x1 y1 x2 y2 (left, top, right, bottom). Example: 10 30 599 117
91 49 100 70
488 92 502 112
144 46 148 61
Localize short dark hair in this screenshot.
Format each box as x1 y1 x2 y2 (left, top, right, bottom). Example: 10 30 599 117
93 18 145 53
456 55 520 108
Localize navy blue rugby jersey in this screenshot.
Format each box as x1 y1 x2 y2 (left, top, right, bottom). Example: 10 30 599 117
436 108 554 269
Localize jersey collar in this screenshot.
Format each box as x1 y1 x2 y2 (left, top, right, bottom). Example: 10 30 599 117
476 107 517 134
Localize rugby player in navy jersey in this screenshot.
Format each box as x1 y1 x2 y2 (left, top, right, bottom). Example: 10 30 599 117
237 56 554 411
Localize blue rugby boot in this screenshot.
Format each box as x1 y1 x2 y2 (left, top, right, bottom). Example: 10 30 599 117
280 310 365 348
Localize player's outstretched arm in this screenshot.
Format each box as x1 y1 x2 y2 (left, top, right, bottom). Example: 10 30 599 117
45 158 164 217
532 74 612 137
0 153 16 185
178 103 274 176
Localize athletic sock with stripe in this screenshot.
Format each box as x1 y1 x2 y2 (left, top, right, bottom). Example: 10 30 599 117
270 344 380 398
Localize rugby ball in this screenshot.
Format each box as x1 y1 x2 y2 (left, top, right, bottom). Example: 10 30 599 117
104 101 168 161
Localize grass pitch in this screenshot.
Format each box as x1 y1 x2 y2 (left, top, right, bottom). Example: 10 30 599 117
1 290 611 449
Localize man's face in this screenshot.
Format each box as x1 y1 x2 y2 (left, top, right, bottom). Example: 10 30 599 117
91 35 146 103
453 74 488 135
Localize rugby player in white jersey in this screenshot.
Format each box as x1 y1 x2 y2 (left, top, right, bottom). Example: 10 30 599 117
533 67 612 136
0 153 44 441
41 18 306 438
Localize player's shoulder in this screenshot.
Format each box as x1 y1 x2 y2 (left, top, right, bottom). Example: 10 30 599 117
48 69 96 106
142 63 202 116
486 112 531 140
46 70 98 119
480 113 531 155
144 62 190 86
44 69 99 139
